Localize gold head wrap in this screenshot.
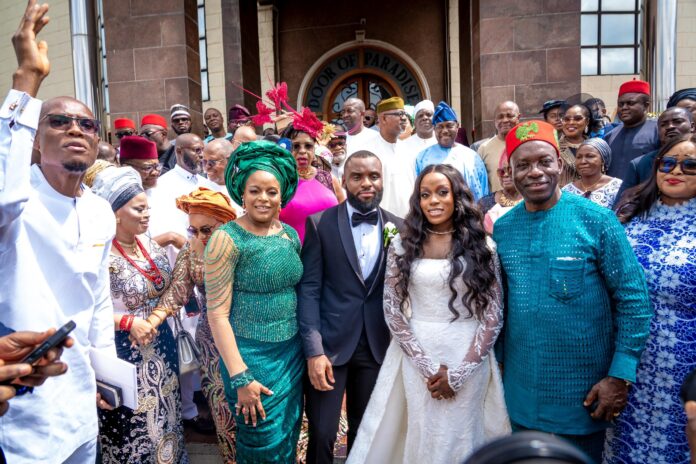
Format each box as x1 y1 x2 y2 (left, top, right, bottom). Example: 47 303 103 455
175 187 237 223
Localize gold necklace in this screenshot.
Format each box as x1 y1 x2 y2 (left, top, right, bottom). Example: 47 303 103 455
580 176 604 193
427 228 455 235
297 166 315 180
498 190 522 207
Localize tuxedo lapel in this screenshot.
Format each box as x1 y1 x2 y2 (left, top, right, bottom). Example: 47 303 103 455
337 202 365 287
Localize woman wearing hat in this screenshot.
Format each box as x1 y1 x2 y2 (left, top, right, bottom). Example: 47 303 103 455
155 187 238 462
561 138 622 208
91 167 188 463
280 117 343 243
205 140 304 462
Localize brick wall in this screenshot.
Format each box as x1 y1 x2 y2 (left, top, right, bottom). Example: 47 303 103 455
103 0 203 137
0 0 75 101
472 0 582 139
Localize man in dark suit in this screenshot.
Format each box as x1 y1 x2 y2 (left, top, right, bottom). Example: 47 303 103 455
298 151 403 464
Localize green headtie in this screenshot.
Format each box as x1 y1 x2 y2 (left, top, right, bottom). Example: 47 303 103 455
225 140 299 208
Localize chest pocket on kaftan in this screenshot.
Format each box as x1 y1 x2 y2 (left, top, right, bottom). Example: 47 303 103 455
549 258 585 302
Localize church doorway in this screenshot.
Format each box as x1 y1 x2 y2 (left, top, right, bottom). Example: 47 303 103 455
299 40 430 123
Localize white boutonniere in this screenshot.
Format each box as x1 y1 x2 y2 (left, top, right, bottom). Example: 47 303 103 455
383 222 398 248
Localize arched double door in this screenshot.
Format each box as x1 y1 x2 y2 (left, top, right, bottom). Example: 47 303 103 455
327 75 397 123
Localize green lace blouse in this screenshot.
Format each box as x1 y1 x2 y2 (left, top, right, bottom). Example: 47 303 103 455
214 221 303 342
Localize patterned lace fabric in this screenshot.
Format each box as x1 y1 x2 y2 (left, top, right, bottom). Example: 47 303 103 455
382 235 504 392
208 221 303 342
604 198 696 464
99 238 188 464
157 242 204 313
157 242 237 462
562 177 623 209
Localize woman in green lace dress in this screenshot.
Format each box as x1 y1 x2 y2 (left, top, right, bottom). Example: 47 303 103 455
204 140 303 463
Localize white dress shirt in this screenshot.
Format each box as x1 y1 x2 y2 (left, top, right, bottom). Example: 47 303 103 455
346 127 380 156
0 90 116 463
148 164 221 239
346 202 381 280
401 133 437 155
351 135 415 218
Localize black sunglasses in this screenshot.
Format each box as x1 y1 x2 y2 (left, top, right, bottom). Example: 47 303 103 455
187 225 217 237
42 114 100 135
115 130 135 139
658 156 696 175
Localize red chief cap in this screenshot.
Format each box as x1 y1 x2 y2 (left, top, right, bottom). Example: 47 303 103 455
618 79 650 97
505 120 560 160
118 136 159 160
114 118 135 130
140 114 167 128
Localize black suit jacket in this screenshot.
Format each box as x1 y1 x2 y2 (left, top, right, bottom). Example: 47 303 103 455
297 202 403 366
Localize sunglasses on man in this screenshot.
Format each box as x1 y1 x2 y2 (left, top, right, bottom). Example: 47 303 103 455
115 130 135 139
42 114 101 135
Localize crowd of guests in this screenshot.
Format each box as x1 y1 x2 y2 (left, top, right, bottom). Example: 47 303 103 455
1 3 695 464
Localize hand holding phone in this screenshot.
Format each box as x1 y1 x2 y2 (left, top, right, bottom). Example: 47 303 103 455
0 322 75 387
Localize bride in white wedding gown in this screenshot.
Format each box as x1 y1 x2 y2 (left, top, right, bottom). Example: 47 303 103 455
347 164 510 464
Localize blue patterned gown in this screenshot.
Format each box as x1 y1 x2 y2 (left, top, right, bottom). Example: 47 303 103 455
604 198 696 464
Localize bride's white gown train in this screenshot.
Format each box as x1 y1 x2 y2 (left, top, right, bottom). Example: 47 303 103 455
347 236 511 464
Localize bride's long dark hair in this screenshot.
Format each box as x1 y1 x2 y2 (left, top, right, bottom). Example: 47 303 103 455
394 164 496 321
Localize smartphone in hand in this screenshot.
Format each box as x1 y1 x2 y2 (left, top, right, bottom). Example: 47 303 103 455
20 321 76 365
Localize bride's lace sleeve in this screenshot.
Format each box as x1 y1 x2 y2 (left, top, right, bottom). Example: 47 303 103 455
447 245 504 392
384 240 439 379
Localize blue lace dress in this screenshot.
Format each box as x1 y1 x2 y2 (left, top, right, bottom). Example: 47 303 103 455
604 198 696 464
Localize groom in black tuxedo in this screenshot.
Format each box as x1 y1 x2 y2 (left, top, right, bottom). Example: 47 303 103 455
298 151 403 464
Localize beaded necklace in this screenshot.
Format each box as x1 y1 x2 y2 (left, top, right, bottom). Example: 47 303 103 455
112 237 166 291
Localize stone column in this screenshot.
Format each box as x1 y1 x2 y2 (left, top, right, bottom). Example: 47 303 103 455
472 0 581 138
221 0 261 115
448 0 462 119
258 4 276 102
102 0 203 137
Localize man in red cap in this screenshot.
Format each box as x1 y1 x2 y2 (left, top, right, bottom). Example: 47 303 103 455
118 135 161 191
492 120 652 462
113 118 136 141
603 79 659 181
140 114 176 174
227 104 251 134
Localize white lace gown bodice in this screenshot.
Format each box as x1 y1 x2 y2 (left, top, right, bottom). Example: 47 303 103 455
347 239 511 464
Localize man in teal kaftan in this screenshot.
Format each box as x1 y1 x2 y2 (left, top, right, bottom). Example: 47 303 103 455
493 121 652 462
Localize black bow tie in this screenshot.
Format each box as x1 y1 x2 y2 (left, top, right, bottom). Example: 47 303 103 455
351 210 378 227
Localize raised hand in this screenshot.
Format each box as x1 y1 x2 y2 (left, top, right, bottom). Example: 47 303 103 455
12 0 51 96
